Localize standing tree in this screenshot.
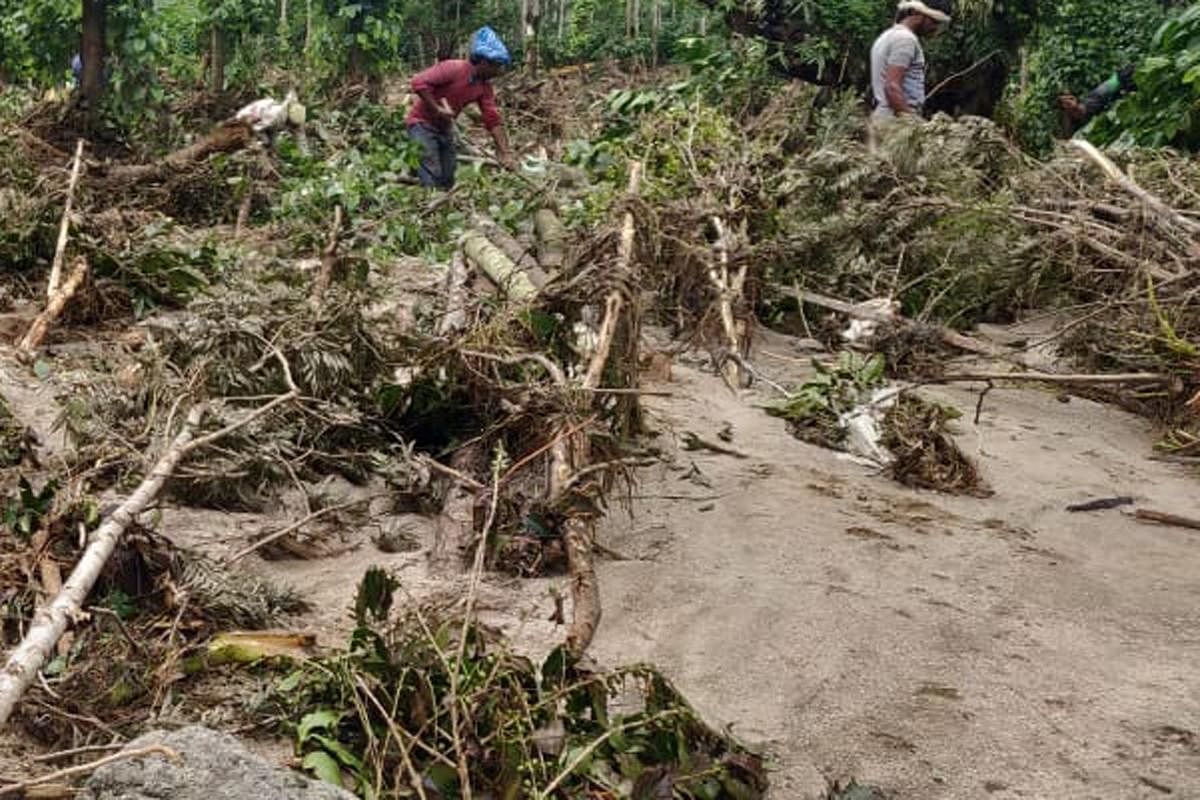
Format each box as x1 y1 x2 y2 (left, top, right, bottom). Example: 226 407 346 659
80 0 107 106
523 0 542 74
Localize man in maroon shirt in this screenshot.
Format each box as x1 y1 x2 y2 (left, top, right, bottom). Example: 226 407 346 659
407 28 516 189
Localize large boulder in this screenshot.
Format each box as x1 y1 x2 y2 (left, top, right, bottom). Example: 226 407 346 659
81 726 356 800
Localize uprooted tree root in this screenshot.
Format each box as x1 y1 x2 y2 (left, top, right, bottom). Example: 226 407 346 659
882 394 992 497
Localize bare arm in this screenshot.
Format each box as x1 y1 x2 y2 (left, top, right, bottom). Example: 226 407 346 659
490 126 514 169
884 65 912 115
478 86 513 168
416 90 452 125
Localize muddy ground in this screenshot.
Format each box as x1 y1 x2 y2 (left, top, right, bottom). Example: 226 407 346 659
3 322 1198 799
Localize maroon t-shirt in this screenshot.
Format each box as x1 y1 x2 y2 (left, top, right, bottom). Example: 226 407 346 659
407 59 502 132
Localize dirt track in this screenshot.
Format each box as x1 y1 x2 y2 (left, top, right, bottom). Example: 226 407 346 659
591 339 1200 798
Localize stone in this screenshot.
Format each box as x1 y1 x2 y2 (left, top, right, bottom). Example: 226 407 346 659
81 726 356 800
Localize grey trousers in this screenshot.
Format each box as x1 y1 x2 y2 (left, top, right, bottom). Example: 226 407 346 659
408 124 457 189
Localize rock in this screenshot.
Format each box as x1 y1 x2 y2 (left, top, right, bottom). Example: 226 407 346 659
81 726 356 800
372 517 422 554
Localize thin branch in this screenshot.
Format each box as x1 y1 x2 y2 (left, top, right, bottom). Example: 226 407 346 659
225 498 367 564
0 745 178 797
46 140 86 299
32 743 125 764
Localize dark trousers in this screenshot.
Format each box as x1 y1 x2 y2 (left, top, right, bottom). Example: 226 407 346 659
408 124 456 189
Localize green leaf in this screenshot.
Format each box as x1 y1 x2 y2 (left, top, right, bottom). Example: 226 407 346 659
308 734 363 771
424 763 458 794
33 360 51 380
354 567 399 624
297 709 341 744
301 751 343 786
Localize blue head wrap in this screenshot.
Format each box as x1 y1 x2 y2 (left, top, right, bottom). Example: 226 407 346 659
471 26 511 66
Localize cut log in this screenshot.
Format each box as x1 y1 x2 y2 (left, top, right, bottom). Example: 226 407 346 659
534 208 566 271
474 216 550 289
18 257 90 356
463 232 537 301
46 140 86 299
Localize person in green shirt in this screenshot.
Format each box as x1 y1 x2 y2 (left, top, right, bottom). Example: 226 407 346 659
1058 66 1136 129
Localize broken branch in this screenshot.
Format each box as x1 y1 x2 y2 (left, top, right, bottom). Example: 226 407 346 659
1133 508 1200 532
798 289 1010 358
18 256 90 356
0 406 205 726
309 204 344 308
46 139 86 299
0 347 299 724
226 498 366 564
933 371 1171 385
1071 139 1200 241
0 745 179 797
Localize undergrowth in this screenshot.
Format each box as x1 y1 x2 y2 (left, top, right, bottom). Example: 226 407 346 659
272 568 768 799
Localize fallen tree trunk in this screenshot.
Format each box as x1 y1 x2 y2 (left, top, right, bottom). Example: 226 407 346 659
534 208 566 272
46 139 86 299
18 256 90 356
464 232 538 301
0 405 204 726
102 120 255 183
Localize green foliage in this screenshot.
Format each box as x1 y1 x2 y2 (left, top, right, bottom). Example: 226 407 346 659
4 477 58 541
1000 0 1166 152
0 0 78 87
274 569 768 798
767 353 887 447
87 221 227 317
1089 5 1200 149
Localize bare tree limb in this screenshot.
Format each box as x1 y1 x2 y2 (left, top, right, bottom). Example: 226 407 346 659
559 161 643 658
46 140 86 299
0 406 204 726
0 745 179 797
0 348 300 725
1072 139 1200 241
19 257 90 356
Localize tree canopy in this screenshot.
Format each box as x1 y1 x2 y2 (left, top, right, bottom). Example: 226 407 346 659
0 0 1196 150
